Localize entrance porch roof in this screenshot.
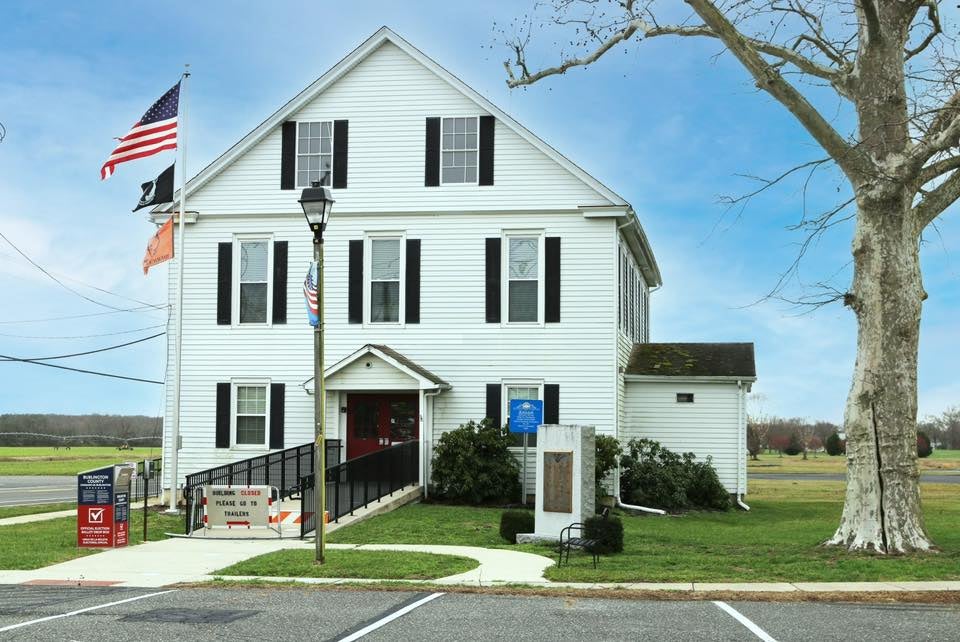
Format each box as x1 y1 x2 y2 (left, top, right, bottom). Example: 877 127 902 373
302 344 451 393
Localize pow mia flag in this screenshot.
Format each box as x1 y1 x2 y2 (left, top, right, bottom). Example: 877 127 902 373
133 164 175 211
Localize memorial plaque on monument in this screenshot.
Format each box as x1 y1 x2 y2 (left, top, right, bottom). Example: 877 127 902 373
542 451 573 513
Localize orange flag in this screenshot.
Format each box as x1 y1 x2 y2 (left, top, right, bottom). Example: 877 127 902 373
143 217 174 275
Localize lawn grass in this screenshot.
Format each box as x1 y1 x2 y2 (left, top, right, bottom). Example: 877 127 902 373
330 481 960 583
0 446 160 476
0 507 182 570
747 450 960 475
0 502 75 519
216 548 478 580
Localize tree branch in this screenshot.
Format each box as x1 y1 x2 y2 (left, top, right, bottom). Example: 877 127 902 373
914 169 960 229
916 155 960 186
905 0 942 61
907 89 960 173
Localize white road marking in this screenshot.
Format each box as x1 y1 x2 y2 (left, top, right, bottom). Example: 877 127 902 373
338 592 444 641
713 601 778 642
0 487 73 493
0 589 177 632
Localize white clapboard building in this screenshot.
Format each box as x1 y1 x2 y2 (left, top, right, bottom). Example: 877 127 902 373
154 27 756 502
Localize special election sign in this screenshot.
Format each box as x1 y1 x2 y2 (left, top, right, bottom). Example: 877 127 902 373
203 485 271 529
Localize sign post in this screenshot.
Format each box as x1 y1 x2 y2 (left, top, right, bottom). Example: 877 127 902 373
509 399 543 505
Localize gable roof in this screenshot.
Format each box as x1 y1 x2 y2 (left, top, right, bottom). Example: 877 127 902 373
156 26 627 213
304 344 450 391
626 343 756 379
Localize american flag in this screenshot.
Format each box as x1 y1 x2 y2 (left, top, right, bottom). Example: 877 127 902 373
100 81 180 180
304 262 319 327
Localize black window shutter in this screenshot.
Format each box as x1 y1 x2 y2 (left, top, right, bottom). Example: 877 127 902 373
217 242 232 325
425 117 440 187
215 383 231 448
479 115 495 186
269 383 285 449
486 384 502 428
272 241 288 324
280 121 296 190
348 240 363 324
544 384 560 424
333 120 348 189
545 237 561 323
485 238 501 323
405 239 420 324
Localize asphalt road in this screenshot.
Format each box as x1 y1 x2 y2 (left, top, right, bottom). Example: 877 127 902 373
0 586 957 641
750 472 960 484
0 476 75 507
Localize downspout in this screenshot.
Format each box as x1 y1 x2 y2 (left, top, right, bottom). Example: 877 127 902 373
736 379 750 511
615 496 666 515
422 388 444 499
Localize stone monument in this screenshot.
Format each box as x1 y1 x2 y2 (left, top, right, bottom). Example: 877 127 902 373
517 424 595 544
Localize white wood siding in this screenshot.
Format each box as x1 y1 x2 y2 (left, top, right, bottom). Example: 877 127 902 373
162 211 618 488
622 381 745 493
327 355 418 390
185 41 611 215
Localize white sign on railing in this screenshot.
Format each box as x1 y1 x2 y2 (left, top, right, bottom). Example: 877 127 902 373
203 485 275 530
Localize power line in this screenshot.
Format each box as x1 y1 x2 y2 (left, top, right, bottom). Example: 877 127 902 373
0 332 164 362
0 304 166 325
0 353 163 384
0 324 165 340
0 230 166 312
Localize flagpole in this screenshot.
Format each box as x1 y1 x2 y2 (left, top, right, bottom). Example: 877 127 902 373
166 65 189 513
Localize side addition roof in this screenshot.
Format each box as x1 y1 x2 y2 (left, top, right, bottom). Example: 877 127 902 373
625 343 756 379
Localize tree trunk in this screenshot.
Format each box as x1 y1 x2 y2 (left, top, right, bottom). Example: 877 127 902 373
826 193 934 553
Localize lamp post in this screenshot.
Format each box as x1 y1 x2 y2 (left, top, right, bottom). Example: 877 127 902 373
299 181 334 564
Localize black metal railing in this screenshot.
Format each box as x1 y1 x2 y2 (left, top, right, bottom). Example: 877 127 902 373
130 458 163 501
183 440 342 534
300 440 419 538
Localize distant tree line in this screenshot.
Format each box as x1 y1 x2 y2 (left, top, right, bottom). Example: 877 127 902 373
0 414 162 447
918 407 960 451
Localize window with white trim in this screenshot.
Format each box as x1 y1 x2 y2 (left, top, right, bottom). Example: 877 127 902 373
504 233 543 324
296 121 333 187
618 246 647 342
234 383 269 447
237 239 271 324
505 382 542 447
367 235 404 324
441 117 478 184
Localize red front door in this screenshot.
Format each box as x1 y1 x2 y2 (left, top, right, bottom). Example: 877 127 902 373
346 393 419 460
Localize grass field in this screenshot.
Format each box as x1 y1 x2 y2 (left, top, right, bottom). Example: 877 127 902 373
0 502 75 520
216 548 478 580
331 480 960 583
0 507 182 570
747 450 960 475
0 446 161 476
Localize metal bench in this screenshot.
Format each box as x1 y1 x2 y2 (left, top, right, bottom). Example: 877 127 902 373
556 522 599 568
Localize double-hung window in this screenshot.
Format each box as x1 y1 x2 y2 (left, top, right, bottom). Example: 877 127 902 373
237 238 272 324
441 117 478 184
367 235 404 324
504 233 543 324
296 121 333 187
234 383 269 447
505 382 542 447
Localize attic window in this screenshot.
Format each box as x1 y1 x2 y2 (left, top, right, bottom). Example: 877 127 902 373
676 393 694 403
440 117 478 184
297 121 332 187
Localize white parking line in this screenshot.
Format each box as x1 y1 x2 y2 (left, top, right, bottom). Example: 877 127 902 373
0 590 177 632
713 601 777 642
337 592 444 641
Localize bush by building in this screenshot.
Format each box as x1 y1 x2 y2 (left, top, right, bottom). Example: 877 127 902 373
595 434 622 498
618 438 731 512
583 514 624 554
431 419 521 504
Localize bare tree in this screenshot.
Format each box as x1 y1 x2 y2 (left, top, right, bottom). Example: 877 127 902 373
504 1 958 553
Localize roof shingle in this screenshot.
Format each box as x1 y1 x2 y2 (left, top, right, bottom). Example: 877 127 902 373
626 343 756 378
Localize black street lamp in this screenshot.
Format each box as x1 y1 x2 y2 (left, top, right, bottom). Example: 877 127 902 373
299 181 334 563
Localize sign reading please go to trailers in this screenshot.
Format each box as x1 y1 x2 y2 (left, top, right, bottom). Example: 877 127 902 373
203 485 271 529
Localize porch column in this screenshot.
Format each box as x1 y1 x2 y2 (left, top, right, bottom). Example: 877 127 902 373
418 389 426 489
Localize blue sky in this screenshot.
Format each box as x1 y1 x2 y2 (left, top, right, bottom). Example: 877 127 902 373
0 1 957 423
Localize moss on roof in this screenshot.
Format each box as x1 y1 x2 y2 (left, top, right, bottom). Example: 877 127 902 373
626 343 756 378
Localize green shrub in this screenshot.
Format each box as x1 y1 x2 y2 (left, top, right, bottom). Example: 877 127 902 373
784 432 804 456
619 438 731 512
499 509 534 543
825 432 846 456
583 514 624 554
431 418 521 504
917 431 933 458
595 435 622 490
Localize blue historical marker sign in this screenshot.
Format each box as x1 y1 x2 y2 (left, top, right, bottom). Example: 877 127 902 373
509 399 543 434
